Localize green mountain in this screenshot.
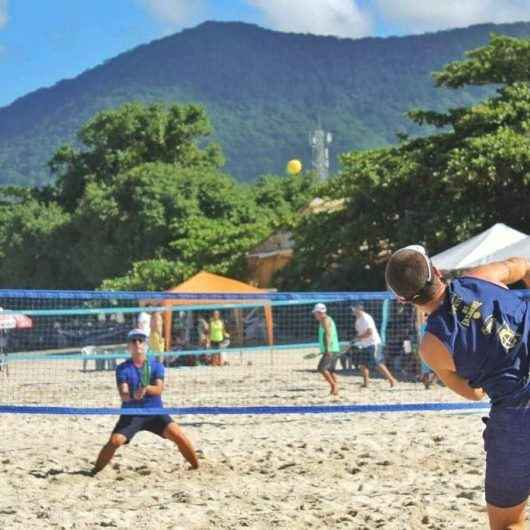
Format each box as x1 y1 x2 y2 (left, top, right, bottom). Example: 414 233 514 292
2 20 530 185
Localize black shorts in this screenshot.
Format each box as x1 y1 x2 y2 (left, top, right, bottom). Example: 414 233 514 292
112 414 174 443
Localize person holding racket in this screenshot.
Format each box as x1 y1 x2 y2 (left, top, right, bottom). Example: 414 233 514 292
351 305 397 388
385 245 530 530
312 303 341 396
93 328 198 474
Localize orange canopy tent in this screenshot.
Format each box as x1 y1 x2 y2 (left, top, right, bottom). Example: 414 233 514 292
160 271 274 350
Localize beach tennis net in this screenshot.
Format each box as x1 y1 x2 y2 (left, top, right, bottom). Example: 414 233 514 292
0 289 527 414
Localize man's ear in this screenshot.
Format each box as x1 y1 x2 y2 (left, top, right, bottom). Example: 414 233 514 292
433 266 443 279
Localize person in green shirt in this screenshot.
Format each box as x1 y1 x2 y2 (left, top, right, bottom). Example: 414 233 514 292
312 303 340 396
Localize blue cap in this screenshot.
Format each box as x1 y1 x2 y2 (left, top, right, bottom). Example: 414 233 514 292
127 328 148 341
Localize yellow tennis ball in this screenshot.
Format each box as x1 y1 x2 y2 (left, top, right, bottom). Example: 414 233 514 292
286 159 302 175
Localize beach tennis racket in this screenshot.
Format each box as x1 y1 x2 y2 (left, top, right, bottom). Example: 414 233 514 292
303 351 346 360
134 359 151 399
141 358 151 388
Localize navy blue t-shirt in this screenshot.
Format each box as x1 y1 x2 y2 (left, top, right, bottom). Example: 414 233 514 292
427 277 530 406
116 357 165 408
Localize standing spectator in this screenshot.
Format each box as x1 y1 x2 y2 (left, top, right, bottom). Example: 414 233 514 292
416 310 438 389
149 309 165 362
352 305 397 388
209 310 229 366
196 315 210 349
386 304 416 378
312 303 340 396
137 306 151 339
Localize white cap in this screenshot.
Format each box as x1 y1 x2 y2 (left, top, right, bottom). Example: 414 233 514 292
312 303 327 313
127 328 149 341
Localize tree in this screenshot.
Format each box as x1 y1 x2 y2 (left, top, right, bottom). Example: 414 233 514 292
0 188 71 288
49 102 224 211
253 170 320 230
278 34 530 290
99 164 276 289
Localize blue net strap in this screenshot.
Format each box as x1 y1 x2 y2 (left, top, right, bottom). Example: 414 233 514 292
0 288 527 301
0 401 490 415
0 289 396 301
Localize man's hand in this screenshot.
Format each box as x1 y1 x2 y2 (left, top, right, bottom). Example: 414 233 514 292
134 387 146 400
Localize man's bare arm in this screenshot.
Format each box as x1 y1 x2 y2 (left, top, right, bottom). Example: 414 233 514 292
118 382 131 402
465 257 530 287
144 378 164 396
420 333 485 401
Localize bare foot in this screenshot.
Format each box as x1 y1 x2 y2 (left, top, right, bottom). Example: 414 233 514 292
389 378 397 388
330 387 339 396
360 383 368 388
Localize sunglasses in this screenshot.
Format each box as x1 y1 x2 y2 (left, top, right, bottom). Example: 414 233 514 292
129 337 146 344
388 245 433 303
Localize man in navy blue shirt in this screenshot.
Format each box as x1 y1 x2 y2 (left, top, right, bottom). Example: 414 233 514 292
386 245 530 530
93 328 198 473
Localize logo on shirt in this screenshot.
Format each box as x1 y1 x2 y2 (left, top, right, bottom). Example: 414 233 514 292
450 295 482 327
452 294 520 351
482 315 520 350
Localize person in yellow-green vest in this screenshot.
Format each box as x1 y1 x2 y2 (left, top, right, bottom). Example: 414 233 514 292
209 310 229 366
312 303 340 396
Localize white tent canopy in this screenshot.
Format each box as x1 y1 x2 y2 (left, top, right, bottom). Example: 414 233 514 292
431 223 528 270
466 235 530 267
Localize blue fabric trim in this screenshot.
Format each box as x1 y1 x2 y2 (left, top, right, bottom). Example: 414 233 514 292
0 289 398 301
0 402 490 415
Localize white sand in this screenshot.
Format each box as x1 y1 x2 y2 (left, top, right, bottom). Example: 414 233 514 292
0 351 490 529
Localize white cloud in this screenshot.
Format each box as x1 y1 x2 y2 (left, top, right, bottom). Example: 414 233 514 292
0 0 8 29
139 0 530 39
375 0 530 33
140 0 206 28
246 0 373 39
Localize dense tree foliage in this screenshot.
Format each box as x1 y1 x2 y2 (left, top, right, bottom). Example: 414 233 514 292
277 34 530 290
2 21 530 185
0 103 317 289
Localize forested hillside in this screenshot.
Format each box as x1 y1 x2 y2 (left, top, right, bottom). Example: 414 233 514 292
1 20 530 184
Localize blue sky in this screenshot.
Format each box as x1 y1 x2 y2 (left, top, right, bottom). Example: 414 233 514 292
1 0 529 108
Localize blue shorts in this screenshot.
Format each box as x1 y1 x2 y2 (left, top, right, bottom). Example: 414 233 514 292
113 414 173 443
354 345 383 369
483 405 530 507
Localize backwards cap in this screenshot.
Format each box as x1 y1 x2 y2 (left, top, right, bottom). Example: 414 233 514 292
385 245 434 303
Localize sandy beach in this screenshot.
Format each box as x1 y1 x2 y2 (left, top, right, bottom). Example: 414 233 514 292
0 349 490 529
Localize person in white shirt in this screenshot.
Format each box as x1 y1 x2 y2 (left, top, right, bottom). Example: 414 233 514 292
137 307 151 339
352 305 397 388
